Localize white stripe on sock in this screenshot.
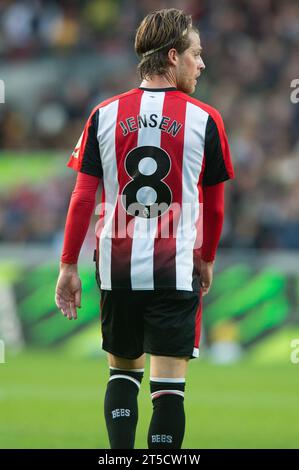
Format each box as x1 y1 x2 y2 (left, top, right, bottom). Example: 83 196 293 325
150 377 185 383
110 367 145 373
151 390 185 399
109 374 141 389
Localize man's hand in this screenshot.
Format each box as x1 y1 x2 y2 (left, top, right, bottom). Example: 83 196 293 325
199 259 215 296
55 263 81 320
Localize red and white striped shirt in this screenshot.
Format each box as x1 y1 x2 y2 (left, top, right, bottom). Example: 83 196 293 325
67 87 234 292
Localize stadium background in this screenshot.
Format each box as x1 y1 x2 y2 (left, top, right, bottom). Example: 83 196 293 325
0 0 299 449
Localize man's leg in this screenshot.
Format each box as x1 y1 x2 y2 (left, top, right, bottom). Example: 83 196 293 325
104 352 146 449
147 355 189 449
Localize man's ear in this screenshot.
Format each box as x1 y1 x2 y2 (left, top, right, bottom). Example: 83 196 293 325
168 48 179 66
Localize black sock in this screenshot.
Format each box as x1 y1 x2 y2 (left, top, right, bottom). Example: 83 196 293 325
147 378 186 449
104 367 144 449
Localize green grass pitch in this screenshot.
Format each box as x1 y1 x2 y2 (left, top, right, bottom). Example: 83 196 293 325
1 350 299 449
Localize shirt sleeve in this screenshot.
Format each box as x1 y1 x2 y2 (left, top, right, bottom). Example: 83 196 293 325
203 111 235 186
61 172 100 264
67 109 103 178
201 182 225 262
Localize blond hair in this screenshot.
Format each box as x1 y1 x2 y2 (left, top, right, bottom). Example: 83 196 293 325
135 8 198 79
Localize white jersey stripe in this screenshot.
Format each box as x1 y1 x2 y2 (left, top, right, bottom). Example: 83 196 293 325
175 102 208 290
98 99 120 290
130 91 165 289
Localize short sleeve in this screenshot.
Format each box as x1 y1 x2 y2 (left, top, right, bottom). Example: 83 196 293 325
203 112 234 186
67 109 103 178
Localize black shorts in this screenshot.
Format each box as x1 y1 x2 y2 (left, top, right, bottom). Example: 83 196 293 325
100 289 203 360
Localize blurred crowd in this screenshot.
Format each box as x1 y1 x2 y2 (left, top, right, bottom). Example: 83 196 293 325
0 171 75 244
0 0 299 250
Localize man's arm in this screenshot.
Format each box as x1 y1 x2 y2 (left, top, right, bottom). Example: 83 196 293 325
55 172 100 320
200 182 224 296
202 182 224 262
61 172 100 264
200 107 234 296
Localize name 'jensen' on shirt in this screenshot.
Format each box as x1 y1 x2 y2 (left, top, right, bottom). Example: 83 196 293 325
119 114 183 137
